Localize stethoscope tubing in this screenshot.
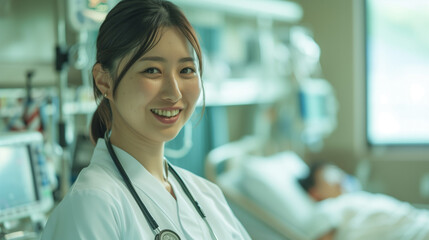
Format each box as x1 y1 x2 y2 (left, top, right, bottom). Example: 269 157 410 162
104 131 160 232
104 131 218 240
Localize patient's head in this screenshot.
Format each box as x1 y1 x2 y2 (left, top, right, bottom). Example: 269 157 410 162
298 162 345 201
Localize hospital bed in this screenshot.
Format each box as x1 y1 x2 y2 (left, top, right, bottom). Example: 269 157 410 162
205 136 429 240
205 136 317 240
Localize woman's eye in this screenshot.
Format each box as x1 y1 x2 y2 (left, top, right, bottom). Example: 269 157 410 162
180 67 196 74
143 68 160 74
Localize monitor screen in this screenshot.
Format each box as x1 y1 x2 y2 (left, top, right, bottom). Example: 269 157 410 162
0 145 38 211
0 131 53 223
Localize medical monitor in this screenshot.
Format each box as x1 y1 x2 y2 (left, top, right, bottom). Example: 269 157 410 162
0 131 53 223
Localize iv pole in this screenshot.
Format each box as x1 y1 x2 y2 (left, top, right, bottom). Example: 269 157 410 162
54 0 71 199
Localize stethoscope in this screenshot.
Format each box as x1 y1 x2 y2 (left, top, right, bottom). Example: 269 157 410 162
104 131 218 240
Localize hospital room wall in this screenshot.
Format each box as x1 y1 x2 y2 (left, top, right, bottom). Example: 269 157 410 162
0 0 58 87
288 0 357 171
293 0 429 204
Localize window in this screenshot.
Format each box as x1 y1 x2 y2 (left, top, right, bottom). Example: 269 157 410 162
366 0 429 145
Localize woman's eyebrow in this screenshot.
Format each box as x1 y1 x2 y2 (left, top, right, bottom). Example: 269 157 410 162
138 56 195 63
179 57 195 63
139 56 166 62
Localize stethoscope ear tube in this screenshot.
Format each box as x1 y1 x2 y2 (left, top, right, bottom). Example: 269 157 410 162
104 131 160 233
168 165 206 218
168 163 218 240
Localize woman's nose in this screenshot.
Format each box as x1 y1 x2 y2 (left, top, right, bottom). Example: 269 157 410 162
161 73 182 103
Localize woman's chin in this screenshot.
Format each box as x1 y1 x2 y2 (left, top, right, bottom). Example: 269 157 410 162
157 128 183 142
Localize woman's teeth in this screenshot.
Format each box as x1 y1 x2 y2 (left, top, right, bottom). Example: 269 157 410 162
151 109 180 118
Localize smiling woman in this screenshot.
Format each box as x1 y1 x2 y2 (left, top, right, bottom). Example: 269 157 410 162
40 0 250 239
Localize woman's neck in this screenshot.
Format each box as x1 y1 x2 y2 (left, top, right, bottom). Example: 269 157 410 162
109 126 166 184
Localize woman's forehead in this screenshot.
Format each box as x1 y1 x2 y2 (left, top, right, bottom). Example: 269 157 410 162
144 27 195 57
124 28 196 62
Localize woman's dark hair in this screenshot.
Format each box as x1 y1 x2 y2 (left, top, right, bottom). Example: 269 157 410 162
90 0 203 143
297 161 329 192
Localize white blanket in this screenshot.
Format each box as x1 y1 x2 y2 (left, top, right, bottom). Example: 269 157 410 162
316 191 429 240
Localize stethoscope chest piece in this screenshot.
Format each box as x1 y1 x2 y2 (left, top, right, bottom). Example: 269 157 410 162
155 229 181 240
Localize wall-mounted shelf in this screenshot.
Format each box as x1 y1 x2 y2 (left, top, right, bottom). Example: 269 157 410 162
0 63 57 88
203 78 289 106
0 77 288 119
76 0 302 25
0 101 97 118
172 0 302 23
0 87 95 118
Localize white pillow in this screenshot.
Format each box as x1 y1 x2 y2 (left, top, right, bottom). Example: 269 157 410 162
240 151 333 239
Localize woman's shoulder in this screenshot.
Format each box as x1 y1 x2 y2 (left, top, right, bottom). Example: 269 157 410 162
46 164 126 233
65 156 129 208
42 180 124 240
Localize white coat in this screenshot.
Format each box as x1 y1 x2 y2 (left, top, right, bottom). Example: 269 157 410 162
41 139 251 240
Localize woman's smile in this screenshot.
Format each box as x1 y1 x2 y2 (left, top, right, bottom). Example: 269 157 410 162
150 108 182 124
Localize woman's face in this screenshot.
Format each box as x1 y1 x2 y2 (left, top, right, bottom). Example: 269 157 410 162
110 27 201 143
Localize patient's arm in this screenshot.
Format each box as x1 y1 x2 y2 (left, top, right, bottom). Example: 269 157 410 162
317 229 336 240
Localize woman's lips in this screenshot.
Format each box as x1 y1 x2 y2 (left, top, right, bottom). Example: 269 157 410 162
151 108 182 124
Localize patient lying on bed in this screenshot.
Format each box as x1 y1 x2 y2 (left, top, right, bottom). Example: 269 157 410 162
298 162 429 240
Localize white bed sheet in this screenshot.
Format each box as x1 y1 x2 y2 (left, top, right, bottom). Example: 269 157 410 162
317 191 429 240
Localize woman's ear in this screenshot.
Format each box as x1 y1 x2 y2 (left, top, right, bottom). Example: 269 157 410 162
93 63 113 100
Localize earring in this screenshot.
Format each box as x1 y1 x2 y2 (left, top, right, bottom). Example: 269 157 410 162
103 92 108 98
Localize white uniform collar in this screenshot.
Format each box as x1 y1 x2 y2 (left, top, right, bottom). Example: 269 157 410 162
92 139 212 238
93 138 177 212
